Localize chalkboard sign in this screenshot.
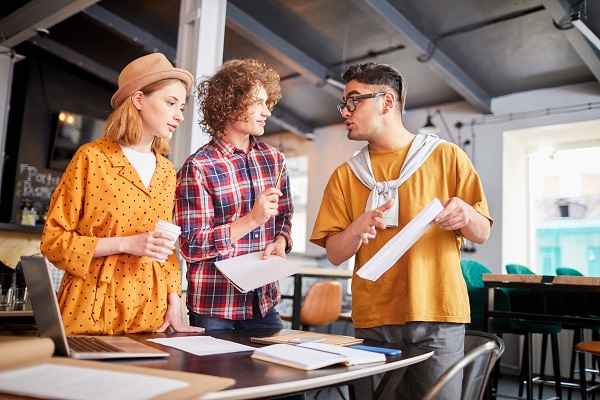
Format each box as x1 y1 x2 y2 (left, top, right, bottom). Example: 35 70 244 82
12 163 61 225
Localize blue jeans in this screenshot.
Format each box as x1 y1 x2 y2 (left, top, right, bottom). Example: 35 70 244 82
188 293 285 330
188 307 285 330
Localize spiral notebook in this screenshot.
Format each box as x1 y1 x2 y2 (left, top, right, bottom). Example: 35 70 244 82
251 342 385 370
250 332 363 347
215 251 302 293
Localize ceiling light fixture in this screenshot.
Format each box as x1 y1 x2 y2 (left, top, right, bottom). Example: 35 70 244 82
418 109 457 143
419 113 440 135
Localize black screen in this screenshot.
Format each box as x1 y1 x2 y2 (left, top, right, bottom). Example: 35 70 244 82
48 111 105 171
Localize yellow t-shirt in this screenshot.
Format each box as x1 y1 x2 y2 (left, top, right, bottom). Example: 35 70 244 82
310 141 492 329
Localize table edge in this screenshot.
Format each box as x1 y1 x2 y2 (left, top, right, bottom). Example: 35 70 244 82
200 351 433 400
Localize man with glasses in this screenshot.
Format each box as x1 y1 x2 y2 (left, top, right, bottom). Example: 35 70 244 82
311 62 492 399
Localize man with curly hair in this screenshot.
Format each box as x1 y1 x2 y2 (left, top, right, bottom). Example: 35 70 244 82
174 59 294 331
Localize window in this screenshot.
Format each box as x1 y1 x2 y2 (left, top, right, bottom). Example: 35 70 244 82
530 146 600 275
286 155 309 253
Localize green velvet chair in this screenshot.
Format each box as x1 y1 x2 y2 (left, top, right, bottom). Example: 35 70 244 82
556 267 584 277
460 259 511 332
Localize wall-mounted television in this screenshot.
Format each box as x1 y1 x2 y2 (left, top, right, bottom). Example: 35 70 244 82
48 111 105 171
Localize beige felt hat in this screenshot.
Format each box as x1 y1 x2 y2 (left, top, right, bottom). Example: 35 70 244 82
110 53 194 109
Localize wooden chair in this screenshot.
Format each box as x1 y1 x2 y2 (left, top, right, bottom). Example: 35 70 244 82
575 341 600 399
281 281 342 331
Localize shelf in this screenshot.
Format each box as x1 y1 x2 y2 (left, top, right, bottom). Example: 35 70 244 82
0 223 43 233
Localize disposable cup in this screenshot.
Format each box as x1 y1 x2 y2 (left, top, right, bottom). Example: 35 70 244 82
155 220 181 246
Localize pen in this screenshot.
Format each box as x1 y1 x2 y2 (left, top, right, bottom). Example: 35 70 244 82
274 155 285 188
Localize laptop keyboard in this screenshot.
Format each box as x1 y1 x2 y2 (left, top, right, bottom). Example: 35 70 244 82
67 336 124 353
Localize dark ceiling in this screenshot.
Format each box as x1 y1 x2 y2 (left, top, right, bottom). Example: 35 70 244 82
1 0 599 137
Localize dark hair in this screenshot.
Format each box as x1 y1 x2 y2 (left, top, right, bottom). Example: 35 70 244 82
197 58 282 138
341 62 407 112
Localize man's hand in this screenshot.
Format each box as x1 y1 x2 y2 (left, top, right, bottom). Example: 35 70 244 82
432 197 491 244
350 199 394 244
324 199 394 266
249 187 282 226
262 237 287 259
433 197 471 231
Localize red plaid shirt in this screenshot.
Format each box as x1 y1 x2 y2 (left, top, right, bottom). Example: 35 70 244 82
174 137 293 320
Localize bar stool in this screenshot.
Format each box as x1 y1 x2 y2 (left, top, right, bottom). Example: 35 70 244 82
557 267 600 400
505 263 563 400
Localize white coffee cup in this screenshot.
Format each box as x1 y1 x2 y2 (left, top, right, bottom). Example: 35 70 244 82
155 220 181 246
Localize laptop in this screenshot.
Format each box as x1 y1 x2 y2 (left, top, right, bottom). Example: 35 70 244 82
21 256 170 359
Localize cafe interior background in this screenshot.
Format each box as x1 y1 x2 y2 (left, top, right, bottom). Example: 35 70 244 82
1 0 599 376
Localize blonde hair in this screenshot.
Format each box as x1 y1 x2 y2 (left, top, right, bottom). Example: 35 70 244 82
104 79 186 155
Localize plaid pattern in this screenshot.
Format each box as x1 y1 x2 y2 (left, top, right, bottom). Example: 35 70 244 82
175 137 293 320
48 261 65 292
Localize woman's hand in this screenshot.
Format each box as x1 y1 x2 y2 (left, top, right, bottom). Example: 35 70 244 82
156 293 205 333
93 232 176 261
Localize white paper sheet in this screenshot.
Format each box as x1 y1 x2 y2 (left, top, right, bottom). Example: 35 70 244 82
215 251 302 293
356 198 444 282
148 336 255 356
0 363 187 400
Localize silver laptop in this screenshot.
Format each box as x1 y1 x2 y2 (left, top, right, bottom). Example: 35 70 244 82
21 256 169 359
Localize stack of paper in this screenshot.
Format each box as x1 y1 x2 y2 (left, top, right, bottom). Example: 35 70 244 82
357 198 444 282
251 342 386 370
215 251 302 293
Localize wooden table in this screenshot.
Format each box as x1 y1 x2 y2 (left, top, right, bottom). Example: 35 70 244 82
288 267 353 330
483 273 600 331
121 328 432 400
482 274 600 400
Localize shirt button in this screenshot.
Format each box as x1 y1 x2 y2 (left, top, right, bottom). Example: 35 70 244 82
254 234 259 238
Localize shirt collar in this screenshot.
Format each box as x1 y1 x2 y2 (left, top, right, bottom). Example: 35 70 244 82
212 136 259 158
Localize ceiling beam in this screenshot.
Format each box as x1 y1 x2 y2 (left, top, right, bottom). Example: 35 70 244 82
0 0 100 48
351 0 492 114
226 2 343 100
270 107 315 139
5 1 315 138
540 0 600 83
29 35 118 84
84 4 316 137
28 33 311 138
82 4 177 62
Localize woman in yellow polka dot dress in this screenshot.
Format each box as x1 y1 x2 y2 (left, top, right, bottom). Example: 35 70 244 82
41 53 205 335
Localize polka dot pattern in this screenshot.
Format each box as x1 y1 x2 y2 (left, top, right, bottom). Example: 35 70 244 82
41 136 181 335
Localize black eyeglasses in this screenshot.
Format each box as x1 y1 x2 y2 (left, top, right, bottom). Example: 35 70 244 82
337 92 386 115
